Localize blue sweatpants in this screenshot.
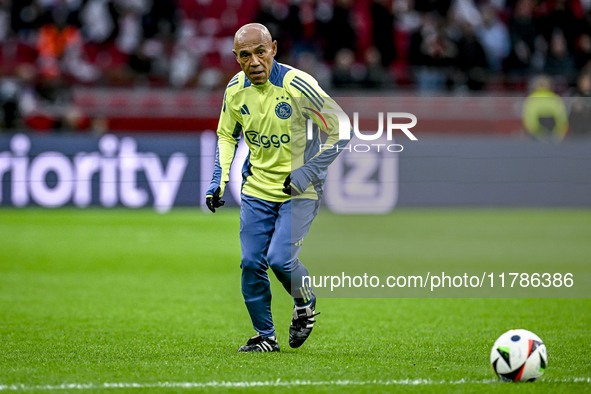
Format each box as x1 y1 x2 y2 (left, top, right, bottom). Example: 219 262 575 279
240 194 318 338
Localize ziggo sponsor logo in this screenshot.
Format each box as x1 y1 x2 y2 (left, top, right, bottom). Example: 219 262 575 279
245 130 290 148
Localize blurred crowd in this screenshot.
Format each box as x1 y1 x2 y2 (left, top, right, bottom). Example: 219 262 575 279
257 0 591 93
1 0 591 132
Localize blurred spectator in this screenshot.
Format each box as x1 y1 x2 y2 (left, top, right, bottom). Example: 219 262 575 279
567 70 591 136
37 19 81 78
10 0 40 35
522 75 569 142
294 51 332 88
544 29 577 81
505 0 540 75
282 1 306 55
79 0 119 44
455 23 488 90
362 46 390 88
409 13 457 91
36 5 100 83
169 19 199 88
142 0 177 40
128 44 152 75
394 0 422 33
450 0 483 29
371 0 396 67
477 5 510 72
537 0 583 55
0 78 20 129
255 0 289 52
323 0 356 61
414 0 452 17
332 48 357 88
0 1 10 42
256 0 303 60
575 32 591 69
115 7 143 54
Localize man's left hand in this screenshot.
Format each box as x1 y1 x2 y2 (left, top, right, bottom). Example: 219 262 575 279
282 174 302 196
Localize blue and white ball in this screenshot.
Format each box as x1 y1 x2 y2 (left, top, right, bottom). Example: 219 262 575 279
490 329 548 382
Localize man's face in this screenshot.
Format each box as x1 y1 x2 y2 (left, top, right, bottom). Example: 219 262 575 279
233 32 277 85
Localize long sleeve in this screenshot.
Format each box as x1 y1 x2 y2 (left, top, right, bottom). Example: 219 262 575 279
206 90 242 198
285 71 352 195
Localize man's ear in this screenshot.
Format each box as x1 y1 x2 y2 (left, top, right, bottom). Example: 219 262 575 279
271 40 277 57
232 49 239 63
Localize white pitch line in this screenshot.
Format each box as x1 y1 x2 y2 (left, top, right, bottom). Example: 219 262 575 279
0 378 589 391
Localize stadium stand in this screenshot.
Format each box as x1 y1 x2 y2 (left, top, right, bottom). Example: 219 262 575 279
0 0 590 131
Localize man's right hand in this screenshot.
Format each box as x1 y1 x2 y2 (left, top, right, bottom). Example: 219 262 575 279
206 187 225 213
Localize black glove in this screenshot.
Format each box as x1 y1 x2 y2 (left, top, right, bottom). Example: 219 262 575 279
282 174 301 196
206 187 225 213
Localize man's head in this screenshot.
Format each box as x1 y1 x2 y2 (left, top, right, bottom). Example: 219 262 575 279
233 23 277 85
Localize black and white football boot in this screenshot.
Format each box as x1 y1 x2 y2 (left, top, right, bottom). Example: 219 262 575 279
289 299 319 348
237 335 280 353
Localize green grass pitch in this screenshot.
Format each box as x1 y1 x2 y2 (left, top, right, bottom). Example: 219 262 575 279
0 208 590 393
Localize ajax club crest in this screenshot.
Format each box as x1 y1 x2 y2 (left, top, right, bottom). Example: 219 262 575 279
275 102 292 119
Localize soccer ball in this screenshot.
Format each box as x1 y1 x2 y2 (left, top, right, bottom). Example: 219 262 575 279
490 329 547 382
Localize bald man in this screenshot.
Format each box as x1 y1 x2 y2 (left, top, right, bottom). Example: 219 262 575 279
206 24 350 352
